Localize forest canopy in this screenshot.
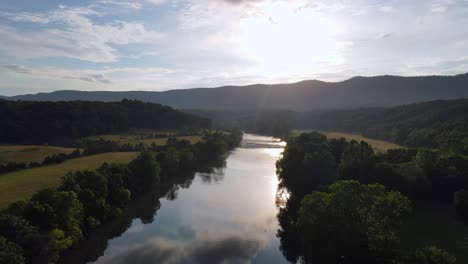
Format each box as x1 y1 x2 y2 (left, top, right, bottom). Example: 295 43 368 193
0 100 210 145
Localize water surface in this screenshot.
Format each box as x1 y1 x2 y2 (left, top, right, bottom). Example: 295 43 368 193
89 134 288 264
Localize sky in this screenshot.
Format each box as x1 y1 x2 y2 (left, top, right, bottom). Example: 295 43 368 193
0 0 467 96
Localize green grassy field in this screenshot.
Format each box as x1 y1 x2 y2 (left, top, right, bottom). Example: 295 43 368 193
0 145 75 164
293 130 402 153
85 134 202 146
0 152 138 208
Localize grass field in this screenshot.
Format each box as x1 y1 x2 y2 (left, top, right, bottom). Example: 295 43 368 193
293 130 402 153
0 145 75 164
0 152 138 208
85 134 202 146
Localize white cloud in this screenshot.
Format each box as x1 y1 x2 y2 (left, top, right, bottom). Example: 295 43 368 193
145 0 168 6
1 0 468 95
378 5 397 13
0 5 163 63
91 1 143 9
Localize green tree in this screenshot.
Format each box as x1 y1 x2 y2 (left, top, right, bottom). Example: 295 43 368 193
45 229 73 263
157 147 180 180
0 236 25 264
339 140 377 183
31 189 84 243
128 151 161 196
276 132 337 196
409 246 456 264
296 180 411 263
0 214 46 263
454 189 468 223
61 171 111 230
415 148 440 174
98 163 132 211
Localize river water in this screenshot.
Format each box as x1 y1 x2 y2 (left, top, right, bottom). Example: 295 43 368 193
82 134 289 264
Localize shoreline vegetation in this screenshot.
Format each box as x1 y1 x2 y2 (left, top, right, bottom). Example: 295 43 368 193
0 152 139 208
276 131 466 263
0 130 242 264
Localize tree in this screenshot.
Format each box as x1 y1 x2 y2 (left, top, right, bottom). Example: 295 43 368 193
0 214 46 263
276 132 337 196
415 148 440 175
296 180 411 263
7 200 57 231
60 171 111 230
454 189 468 223
409 246 456 264
157 147 180 180
0 236 25 264
339 140 377 183
31 189 84 243
45 229 73 263
97 163 132 213
128 152 161 196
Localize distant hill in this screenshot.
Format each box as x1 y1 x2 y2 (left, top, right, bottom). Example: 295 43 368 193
0 100 210 145
5 73 468 111
300 98 468 151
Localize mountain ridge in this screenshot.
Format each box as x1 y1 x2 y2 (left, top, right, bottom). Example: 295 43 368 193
4 73 468 111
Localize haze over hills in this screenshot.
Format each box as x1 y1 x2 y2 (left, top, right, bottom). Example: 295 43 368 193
5 73 468 111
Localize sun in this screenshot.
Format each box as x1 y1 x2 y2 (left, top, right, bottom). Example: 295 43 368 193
238 2 343 77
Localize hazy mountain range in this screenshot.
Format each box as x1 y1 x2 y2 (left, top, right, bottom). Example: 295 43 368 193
4 73 468 111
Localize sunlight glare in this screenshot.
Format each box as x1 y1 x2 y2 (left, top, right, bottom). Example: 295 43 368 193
239 2 343 77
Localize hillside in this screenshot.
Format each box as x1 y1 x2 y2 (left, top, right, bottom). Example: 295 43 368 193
300 98 468 151
5 73 468 110
0 100 210 145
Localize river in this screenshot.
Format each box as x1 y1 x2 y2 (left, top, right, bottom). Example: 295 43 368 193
63 134 289 264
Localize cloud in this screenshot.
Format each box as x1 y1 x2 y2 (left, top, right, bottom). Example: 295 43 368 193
0 5 163 62
96 236 267 264
91 1 143 9
431 3 449 12
4 65 31 74
4 65 112 84
378 5 397 13
377 33 392 39
401 56 468 75
145 0 168 6
222 0 264 5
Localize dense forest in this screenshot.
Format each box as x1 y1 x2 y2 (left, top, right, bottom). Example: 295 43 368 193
189 98 468 152
0 100 210 145
276 132 467 263
300 98 468 152
187 109 294 139
0 130 242 264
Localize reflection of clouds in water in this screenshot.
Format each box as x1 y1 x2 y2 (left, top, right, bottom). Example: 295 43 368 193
126 222 144 234
96 236 267 264
177 225 196 239
198 167 225 183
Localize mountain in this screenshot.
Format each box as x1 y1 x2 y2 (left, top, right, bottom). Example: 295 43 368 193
5 73 468 110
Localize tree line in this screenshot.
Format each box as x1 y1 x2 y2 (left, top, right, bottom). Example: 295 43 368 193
300 98 468 153
276 132 462 263
0 100 211 145
0 150 81 175
0 130 242 264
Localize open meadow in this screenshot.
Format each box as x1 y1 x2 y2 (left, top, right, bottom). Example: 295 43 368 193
0 152 138 208
0 145 75 164
293 130 402 153
84 134 202 146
